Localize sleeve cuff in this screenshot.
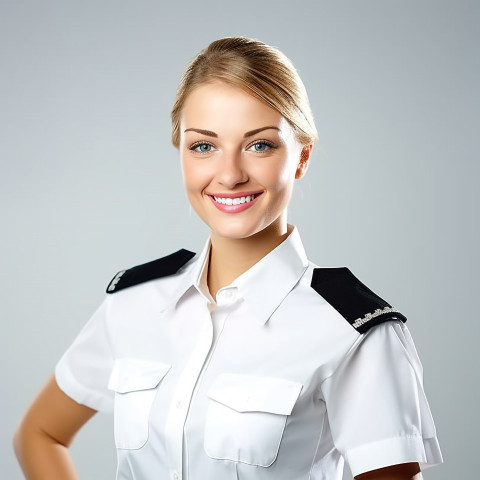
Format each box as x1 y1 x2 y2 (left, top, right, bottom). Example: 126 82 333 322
55 360 114 414
346 434 443 477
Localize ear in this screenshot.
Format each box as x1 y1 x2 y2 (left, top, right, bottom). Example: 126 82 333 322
295 144 313 179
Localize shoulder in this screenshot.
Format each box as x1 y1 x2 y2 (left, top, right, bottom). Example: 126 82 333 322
309 266 407 334
106 248 196 294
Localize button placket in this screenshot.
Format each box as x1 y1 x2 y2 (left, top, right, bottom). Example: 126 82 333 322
164 309 214 479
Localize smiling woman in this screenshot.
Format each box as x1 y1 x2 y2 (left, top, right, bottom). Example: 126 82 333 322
179 82 307 252
13 37 443 480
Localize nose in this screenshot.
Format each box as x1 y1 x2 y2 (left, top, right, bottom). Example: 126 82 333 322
216 150 248 189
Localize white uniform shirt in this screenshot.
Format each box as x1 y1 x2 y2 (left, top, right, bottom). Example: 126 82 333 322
55 226 443 480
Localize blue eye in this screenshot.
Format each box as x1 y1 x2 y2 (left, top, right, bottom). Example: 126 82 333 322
190 142 213 154
249 141 275 152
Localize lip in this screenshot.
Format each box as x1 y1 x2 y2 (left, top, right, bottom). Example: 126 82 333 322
208 191 264 214
208 190 263 199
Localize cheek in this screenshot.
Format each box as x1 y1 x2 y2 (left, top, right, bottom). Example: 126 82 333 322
263 159 297 193
181 157 203 191
181 163 214 210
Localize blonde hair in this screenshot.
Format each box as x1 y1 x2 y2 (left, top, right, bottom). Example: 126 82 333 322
171 36 318 148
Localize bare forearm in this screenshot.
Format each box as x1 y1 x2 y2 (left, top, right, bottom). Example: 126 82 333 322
14 374 97 480
14 428 79 480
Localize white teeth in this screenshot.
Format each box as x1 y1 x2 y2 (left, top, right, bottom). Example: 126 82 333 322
213 193 259 205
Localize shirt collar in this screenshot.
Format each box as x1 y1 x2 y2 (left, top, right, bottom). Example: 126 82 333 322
161 226 309 325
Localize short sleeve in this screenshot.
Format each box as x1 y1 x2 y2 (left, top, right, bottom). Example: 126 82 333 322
320 320 443 477
55 296 115 413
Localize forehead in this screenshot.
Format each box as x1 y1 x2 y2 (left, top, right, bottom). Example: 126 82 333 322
180 81 285 132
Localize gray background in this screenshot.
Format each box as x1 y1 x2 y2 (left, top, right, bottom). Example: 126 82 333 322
1 0 478 478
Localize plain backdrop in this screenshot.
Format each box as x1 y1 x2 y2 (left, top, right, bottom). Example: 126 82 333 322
1 1 478 479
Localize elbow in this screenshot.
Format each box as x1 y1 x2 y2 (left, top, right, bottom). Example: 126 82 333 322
13 416 41 466
13 418 30 463
13 421 25 463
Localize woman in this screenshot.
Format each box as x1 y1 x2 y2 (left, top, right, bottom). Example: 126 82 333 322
14 37 442 480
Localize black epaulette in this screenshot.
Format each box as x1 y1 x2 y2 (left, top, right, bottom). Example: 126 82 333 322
310 267 407 333
106 248 196 294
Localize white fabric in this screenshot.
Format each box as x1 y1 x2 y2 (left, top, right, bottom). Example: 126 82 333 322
55 226 443 479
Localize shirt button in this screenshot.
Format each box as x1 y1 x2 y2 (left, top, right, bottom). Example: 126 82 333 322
224 290 233 299
172 472 180 480
175 400 183 409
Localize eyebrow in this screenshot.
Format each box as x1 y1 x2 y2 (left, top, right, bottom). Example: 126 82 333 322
183 126 280 138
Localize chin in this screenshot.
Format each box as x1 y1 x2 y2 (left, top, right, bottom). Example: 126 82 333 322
209 222 264 240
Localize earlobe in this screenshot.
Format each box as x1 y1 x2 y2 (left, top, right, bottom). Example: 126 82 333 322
295 145 313 179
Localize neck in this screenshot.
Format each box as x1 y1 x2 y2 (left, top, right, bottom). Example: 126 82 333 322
206 219 294 301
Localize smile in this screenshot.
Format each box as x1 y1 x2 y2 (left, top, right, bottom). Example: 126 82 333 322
208 192 263 213
212 193 261 205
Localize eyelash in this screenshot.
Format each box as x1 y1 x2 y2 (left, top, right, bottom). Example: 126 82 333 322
188 140 277 155
248 140 277 152
189 141 215 154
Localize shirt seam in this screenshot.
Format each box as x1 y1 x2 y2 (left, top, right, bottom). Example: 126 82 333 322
308 411 327 479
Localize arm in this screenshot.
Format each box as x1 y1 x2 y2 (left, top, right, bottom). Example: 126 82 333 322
320 321 442 477
13 373 97 480
355 462 422 480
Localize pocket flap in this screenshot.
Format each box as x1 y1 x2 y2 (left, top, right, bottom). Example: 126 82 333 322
108 358 171 393
207 373 302 415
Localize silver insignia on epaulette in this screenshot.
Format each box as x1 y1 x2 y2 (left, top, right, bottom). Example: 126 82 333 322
352 306 400 329
108 270 126 292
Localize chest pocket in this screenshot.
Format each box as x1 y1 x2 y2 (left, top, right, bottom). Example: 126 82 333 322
204 373 303 467
108 358 171 450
